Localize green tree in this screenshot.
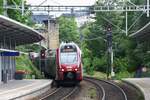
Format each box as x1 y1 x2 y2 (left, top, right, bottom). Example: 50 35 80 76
58 16 79 43
0 0 34 26
81 0 149 77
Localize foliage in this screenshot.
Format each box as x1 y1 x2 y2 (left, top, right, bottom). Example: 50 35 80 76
115 71 134 80
0 0 34 26
58 16 79 43
86 71 107 79
79 0 150 78
57 0 150 79
0 0 43 78
16 44 42 53
0 0 3 14
16 54 43 79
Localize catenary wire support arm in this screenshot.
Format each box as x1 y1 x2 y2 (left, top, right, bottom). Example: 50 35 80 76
127 12 144 32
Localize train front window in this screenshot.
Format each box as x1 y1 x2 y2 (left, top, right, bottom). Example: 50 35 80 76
60 52 78 64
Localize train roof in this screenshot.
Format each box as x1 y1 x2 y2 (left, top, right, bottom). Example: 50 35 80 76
60 42 77 45
59 42 81 53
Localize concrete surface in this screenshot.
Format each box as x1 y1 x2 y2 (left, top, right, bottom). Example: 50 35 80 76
124 78 150 100
0 79 52 100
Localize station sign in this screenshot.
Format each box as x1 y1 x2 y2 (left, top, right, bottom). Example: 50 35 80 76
0 51 20 56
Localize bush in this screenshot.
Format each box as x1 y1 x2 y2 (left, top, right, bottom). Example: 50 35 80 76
16 54 43 79
115 71 134 80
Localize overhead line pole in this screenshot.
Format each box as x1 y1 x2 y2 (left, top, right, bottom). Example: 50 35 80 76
21 0 24 16
126 6 128 36
147 0 149 17
3 0 7 16
48 11 50 49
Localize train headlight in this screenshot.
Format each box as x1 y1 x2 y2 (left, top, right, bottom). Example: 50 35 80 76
75 68 78 71
61 68 64 72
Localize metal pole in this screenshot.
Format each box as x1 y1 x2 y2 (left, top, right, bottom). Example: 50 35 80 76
21 0 25 16
9 38 12 80
125 11 128 36
110 48 115 77
106 25 115 79
147 0 149 17
48 11 50 49
13 40 16 79
107 46 109 79
3 0 7 16
39 42 42 75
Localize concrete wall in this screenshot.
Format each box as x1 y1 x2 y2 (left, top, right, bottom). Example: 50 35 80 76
43 19 59 49
49 19 59 49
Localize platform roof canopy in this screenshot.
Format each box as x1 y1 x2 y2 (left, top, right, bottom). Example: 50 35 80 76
0 15 44 46
129 22 150 42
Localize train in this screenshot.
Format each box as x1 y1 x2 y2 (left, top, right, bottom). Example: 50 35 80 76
55 42 83 84
33 42 83 85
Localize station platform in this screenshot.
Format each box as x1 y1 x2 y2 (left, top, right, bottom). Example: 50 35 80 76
124 78 150 100
0 79 52 100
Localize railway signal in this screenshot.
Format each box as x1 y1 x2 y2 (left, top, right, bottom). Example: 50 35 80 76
40 49 46 59
106 25 115 79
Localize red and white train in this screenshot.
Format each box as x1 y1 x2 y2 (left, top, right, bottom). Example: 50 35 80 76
55 42 83 84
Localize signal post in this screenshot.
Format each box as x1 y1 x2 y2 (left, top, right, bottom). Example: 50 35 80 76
106 25 115 79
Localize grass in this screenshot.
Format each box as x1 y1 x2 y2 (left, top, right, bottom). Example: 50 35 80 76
84 71 107 79
87 87 97 99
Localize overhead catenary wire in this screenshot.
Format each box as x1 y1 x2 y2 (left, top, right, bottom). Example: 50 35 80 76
127 12 144 31
83 36 107 41
38 0 48 6
100 15 126 34
24 0 48 16
51 0 61 5
127 0 138 7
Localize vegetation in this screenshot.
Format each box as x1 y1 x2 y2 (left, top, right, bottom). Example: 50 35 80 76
0 0 38 52
87 87 97 99
0 0 42 78
58 0 150 79
16 54 43 79
58 16 79 43
0 0 150 79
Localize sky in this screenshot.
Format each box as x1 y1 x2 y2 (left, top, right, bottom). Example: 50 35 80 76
26 0 96 6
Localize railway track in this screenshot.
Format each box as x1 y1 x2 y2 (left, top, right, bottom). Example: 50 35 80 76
84 77 127 100
84 77 105 100
40 85 79 100
40 77 127 100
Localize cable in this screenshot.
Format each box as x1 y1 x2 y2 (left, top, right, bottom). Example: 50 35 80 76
100 15 126 33
83 36 107 41
24 0 48 16
127 0 138 7
38 0 48 6
51 0 61 5
12 0 20 9
127 12 144 31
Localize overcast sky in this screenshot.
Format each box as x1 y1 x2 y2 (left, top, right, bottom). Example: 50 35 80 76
26 0 96 6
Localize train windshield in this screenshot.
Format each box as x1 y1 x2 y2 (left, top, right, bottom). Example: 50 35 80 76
60 52 78 64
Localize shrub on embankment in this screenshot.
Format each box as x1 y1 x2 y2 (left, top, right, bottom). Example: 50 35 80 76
16 54 43 79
